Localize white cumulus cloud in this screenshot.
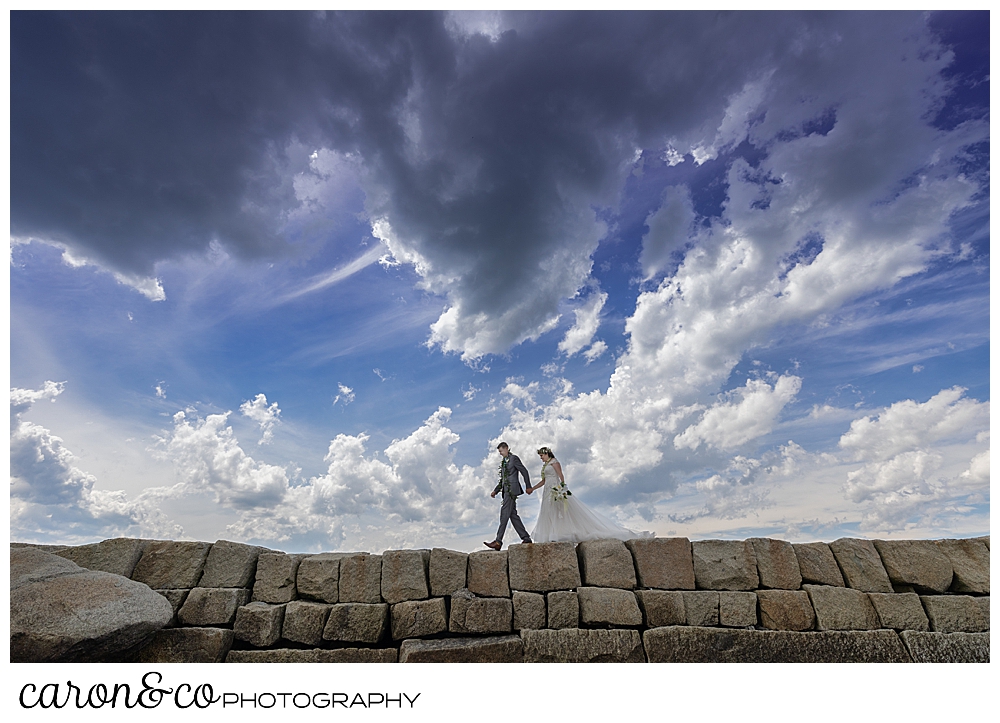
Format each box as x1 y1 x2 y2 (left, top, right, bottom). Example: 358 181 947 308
239 393 281 445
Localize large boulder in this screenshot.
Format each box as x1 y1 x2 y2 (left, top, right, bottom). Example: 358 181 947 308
577 587 642 627
508 542 581 592
399 635 522 663
546 591 579 629
448 589 513 634
131 541 212 589
323 603 388 644
828 538 893 593
757 590 815 631
227 648 397 663
681 591 719 627
635 590 685 627
234 602 286 647
177 587 250 626
625 537 695 590
296 553 348 603
11 547 173 662
935 539 990 594
792 542 845 587
719 591 757 627
197 540 267 588
691 540 759 590
512 591 546 630
803 585 879 631
643 627 910 663
749 538 802 590
390 598 447 640
381 549 430 603
252 553 306 604
467 550 510 597
899 631 990 663
54 537 151 577
338 554 383 603
281 600 332 646
866 592 929 631
521 628 644 662
873 540 953 593
133 627 233 663
920 595 989 632
577 539 636 589
429 548 468 597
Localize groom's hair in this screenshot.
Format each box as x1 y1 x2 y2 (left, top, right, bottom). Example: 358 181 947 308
497 442 509 450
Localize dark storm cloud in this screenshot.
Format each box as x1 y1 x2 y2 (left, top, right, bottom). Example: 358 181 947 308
12 11 981 356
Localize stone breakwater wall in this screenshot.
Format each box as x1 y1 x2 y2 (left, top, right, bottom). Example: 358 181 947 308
11 536 989 663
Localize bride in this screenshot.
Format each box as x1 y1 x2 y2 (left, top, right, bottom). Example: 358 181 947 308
527 447 644 543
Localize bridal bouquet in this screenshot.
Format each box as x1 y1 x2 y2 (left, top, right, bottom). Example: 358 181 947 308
551 478 572 507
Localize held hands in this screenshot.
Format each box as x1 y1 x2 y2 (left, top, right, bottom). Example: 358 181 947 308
526 485 533 494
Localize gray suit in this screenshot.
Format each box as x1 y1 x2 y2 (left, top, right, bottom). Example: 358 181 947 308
493 453 532 544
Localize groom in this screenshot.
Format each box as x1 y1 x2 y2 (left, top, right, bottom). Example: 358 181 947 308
484 442 532 549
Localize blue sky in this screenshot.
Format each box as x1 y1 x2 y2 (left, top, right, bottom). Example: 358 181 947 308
9 10 989 553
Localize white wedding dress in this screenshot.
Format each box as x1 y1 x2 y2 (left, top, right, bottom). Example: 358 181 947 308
530 459 644 543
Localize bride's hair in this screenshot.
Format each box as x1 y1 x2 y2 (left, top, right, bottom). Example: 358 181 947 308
536 446 554 458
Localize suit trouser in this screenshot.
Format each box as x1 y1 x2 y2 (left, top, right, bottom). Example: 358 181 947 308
496 494 531 543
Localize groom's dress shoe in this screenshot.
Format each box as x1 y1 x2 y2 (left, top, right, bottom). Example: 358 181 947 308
484 541 502 550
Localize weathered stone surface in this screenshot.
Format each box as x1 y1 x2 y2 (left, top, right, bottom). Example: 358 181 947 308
512 591 546 630
234 602 286 647
177 587 250 626
467 550 510 597
625 537 694 590
198 540 267 588
692 540 759 591
508 542 581 592
547 591 579 629
323 603 388 644
635 590 685 627
133 627 233 663
381 549 430 603
449 589 513 634
873 540 953 593
429 548 468 597
867 592 929 631
338 554 383 603
252 553 306 604
974 535 989 549
681 591 719 627
54 538 151 578
900 631 990 663
577 539 636 589
757 590 815 631
399 635 522 663
921 595 988 632
719 591 757 627
522 628 644 662
131 541 212 589
644 626 910 663
155 589 189 625
804 584 878 631
829 538 893 593
390 598 447 640
935 539 990 594
749 538 802 590
281 600 332 645
578 587 642 627
296 553 347 603
792 542 845 587
227 648 397 663
11 548 173 663
975 596 989 629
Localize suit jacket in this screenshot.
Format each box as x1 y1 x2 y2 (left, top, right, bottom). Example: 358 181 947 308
493 453 530 498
